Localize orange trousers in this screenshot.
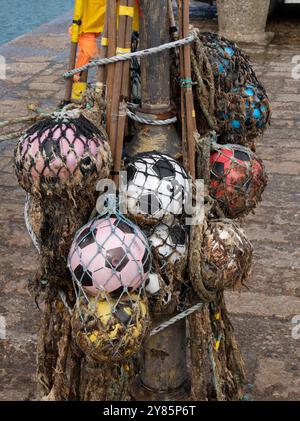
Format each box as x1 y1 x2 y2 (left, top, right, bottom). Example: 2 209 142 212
69 28 100 81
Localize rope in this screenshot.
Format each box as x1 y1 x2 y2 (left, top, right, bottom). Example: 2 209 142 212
63 33 196 79
59 290 73 315
149 302 204 336
52 108 81 123
24 193 41 254
126 109 177 125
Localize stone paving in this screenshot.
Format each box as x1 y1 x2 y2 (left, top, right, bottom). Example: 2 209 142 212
0 14 71 401
0 8 300 401
194 11 300 400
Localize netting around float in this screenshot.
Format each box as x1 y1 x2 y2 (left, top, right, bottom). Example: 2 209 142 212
209 142 268 218
124 151 190 225
68 196 152 363
202 219 253 291
198 32 259 92
14 109 111 195
190 30 271 147
215 83 271 145
143 216 190 312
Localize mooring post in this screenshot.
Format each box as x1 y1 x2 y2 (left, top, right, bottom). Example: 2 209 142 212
126 0 180 157
217 0 274 45
129 0 189 401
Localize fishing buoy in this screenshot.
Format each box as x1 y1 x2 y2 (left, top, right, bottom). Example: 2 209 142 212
69 215 152 295
124 151 190 223
210 144 267 218
71 292 149 363
14 110 111 194
202 220 253 290
216 83 271 142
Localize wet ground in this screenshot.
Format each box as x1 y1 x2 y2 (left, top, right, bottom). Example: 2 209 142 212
0 4 300 401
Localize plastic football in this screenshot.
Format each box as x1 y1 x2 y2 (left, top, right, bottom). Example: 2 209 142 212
14 112 111 193
145 272 172 305
145 272 161 295
148 222 188 265
68 216 152 294
231 83 270 130
210 145 267 218
125 151 190 222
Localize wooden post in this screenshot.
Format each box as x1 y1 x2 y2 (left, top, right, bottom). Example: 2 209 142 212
129 0 189 401
64 0 83 104
97 7 109 90
109 0 128 160
121 0 135 99
64 42 78 104
178 1 188 171
168 0 178 40
106 0 117 135
179 0 196 179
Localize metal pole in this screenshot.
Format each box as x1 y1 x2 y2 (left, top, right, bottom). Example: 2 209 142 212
129 0 189 401
126 0 180 157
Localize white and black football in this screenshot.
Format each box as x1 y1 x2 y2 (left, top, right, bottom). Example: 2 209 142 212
148 222 188 265
124 151 190 221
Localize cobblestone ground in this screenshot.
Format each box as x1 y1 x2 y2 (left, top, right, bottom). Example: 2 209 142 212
0 8 300 401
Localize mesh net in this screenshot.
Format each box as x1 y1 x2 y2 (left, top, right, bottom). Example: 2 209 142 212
14 109 112 196
216 83 271 146
199 32 259 92
210 143 268 218
68 196 151 363
124 151 190 225
191 31 271 148
202 219 253 291
143 217 190 313
123 151 191 313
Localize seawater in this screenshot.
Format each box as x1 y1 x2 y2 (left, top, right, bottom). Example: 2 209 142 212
0 0 73 45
